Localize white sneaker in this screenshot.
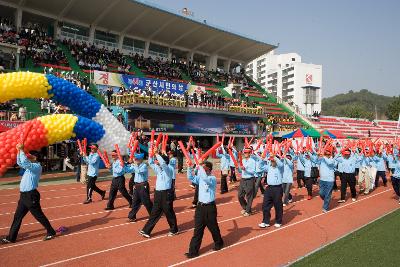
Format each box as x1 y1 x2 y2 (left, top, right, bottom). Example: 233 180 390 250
338 199 345 203
274 223 281 228
240 209 246 215
288 199 293 203
258 223 269 228
243 212 250 217
283 203 287 207
352 198 356 202
322 209 328 213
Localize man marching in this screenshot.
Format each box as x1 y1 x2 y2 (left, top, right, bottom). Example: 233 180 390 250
82 144 106 204
238 147 256 216
104 150 132 210
1 144 56 243
139 149 178 238
259 154 284 228
127 153 153 222
185 160 224 258
215 144 230 194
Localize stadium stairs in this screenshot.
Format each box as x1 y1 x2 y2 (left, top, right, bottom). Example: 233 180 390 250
57 41 106 105
244 75 318 130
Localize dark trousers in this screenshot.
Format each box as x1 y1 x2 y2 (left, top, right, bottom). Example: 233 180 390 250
192 185 199 205
392 177 400 197
254 175 265 196
128 182 153 219
230 166 237 182
340 173 357 200
262 185 283 224
128 174 135 195
375 171 387 187
305 177 313 196
76 164 81 182
311 167 319 184
238 178 255 213
86 175 105 200
177 157 183 173
189 203 223 255
220 172 228 193
172 179 177 200
296 170 305 188
107 176 132 208
142 189 178 235
7 190 56 242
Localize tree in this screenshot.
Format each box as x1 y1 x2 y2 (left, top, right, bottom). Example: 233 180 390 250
344 106 373 120
385 96 400 120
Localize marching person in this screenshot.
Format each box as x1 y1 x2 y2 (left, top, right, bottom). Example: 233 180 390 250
238 147 256 216
168 150 177 199
296 153 305 188
314 147 337 212
185 160 224 258
299 152 314 200
105 150 132 210
215 144 230 194
127 153 153 222
1 144 56 243
259 154 284 228
139 149 178 238
372 150 388 187
229 146 238 184
282 153 294 206
254 150 266 197
82 144 106 204
358 149 375 195
390 153 400 204
336 148 358 203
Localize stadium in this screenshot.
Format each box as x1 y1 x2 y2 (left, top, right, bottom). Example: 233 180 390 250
0 0 399 266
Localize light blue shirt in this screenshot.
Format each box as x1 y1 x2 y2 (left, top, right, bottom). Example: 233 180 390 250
187 166 216 203
314 156 336 182
296 155 305 171
299 153 313 177
392 158 400 178
240 157 256 179
387 154 395 169
149 154 173 190
126 162 148 183
372 154 387 172
265 157 283 185
254 154 266 177
229 148 238 167
83 153 100 177
336 155 358 174
282 157 294 184
169 157 177 180
216 147 230 171
17 151 41 192
111 159 125 177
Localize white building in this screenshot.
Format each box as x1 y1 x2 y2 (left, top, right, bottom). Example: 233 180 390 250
246 51 322 115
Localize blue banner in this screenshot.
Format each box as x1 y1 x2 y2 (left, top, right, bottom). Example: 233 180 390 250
121 75 188 95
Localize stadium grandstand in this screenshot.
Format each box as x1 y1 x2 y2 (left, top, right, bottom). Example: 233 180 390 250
0 0 397 144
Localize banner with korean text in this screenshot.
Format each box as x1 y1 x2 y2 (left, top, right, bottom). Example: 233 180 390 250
93 71 188 95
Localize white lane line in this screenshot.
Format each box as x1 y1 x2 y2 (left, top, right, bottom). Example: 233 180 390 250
168 189 393 267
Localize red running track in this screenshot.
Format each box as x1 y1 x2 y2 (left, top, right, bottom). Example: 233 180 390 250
0 173 398 267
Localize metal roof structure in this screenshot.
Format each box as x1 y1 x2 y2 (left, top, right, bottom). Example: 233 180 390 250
0 0 277 63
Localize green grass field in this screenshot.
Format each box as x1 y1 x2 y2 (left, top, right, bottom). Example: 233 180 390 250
291 208 400 266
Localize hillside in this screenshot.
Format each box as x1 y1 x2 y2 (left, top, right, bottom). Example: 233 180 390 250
321 89 397 120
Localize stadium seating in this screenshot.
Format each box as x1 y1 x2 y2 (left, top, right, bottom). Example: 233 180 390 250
314 116 397 138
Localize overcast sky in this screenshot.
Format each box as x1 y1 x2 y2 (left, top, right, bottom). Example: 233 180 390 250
153 0 400 98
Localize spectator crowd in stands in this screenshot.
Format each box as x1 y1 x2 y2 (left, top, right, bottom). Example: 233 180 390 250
64 39 131 73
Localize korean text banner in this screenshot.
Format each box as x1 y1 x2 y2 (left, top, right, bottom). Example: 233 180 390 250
93 71 188 95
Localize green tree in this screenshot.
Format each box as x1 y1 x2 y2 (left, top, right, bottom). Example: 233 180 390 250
385 96 400 120
344 105 373 120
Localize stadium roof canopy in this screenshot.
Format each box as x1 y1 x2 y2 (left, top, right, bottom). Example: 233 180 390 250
0 0 277 63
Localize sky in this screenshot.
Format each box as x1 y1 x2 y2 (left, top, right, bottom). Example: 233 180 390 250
152 0 400 98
